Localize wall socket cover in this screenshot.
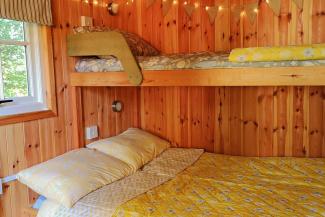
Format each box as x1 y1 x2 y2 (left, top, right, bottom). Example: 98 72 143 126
85 125 98 140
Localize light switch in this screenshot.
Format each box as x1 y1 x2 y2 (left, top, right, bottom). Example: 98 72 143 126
85 125 98 140
80 16 93 27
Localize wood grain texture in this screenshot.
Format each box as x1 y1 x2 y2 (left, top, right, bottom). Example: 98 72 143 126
1 0 325 216
78 0 325 160
70 67 325 87
82 86 325 158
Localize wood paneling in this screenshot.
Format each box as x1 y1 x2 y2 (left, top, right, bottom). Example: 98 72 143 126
1 0 325 216
78 0 325 159
82 86 325 158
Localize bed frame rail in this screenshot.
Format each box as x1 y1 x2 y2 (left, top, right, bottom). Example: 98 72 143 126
67 31 143 85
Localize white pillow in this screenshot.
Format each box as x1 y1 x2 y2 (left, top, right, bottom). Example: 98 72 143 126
17 148 134 208
87 128 170 170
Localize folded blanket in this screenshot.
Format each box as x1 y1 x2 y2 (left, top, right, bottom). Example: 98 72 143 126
229 44 325 62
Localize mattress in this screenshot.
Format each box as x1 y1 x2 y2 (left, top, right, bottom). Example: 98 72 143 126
37 149 325 217
75 51 325 72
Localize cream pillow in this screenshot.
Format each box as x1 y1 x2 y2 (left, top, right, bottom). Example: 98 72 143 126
17 148 134 208
87 128 170 170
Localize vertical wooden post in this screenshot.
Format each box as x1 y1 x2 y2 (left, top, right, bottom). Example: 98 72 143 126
71 86 84 148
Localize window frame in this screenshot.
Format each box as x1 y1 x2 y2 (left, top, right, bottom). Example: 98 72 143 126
0 22 57 125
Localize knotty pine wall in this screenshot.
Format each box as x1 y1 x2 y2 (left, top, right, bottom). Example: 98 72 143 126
82 0 325 157
83 86 325 157
0 0 325 216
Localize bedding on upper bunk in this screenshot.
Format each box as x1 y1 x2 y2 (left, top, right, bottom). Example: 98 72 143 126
229 44 325 62
36 150 325 217
75 51 325 72
71 26 325 72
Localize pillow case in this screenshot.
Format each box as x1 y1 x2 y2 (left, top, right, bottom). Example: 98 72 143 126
87 128 171 170
17 148 134 208
117 30 160 57
73 26 160 57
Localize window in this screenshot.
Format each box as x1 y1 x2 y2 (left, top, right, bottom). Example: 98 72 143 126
0 18 49 116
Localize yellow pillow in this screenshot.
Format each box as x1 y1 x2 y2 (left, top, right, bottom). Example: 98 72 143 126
87 128 171 170
17 148 134 208
229 44 325 62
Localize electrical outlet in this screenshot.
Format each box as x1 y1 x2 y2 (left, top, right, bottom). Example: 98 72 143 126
80 16 93 27
85 125 98 140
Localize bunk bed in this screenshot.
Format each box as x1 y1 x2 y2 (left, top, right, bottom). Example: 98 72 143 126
15 31 325 217
67 31 325 87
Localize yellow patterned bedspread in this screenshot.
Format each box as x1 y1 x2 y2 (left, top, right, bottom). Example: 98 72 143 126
113 153 325 217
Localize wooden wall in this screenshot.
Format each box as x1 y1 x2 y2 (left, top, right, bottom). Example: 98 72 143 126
81 0 325 158
0 0 325 216
82 86 325 157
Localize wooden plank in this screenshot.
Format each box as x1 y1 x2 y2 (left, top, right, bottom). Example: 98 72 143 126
243 0 257 47
309 87 323 157
214 87 230 154
275 87 289 156
292 87 305 157
70 66 325 87
215 0 230 51
257 87 274 156
0 126 11 217
229 0 243 49
23 121 41 205
201 87 216 152
242 87 258 156
5 124 29 217
229 87 243 155
82 87 99 145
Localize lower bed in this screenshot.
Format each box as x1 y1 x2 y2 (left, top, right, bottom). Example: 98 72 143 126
37 149 325 217
75 51 325 72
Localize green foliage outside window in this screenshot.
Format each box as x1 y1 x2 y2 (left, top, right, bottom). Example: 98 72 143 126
0 18 29 99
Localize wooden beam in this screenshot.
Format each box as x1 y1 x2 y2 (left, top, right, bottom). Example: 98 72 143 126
70 66 325 87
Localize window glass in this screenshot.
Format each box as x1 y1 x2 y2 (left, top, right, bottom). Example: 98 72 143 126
0 19 25 41
0 45 29 98
0 18 29 99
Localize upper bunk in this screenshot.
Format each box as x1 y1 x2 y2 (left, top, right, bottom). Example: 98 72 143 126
67 29 325 87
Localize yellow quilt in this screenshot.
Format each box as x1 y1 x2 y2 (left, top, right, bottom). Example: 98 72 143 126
113 153 325 217
229 44 325 62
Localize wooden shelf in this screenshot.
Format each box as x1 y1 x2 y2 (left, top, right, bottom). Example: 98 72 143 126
70 66 325 86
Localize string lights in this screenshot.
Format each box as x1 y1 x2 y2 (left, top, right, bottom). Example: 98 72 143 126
82 0 308 25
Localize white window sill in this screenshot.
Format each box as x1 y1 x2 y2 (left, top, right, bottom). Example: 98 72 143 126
0 101 48 116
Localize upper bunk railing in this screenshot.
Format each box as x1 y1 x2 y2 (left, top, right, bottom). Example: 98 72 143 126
67 31 143 85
